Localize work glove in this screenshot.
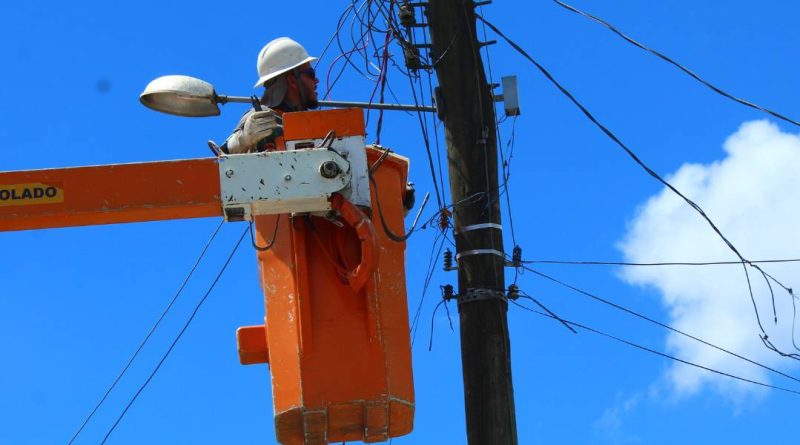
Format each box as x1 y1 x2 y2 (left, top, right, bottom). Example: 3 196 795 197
238 110 280 152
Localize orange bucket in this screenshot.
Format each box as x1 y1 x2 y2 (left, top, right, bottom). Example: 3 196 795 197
236 109 414 444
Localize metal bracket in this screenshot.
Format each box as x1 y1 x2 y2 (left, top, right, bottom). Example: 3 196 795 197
218 149 351 222
403 46 423 71
286 135 371 208
458 288 507 305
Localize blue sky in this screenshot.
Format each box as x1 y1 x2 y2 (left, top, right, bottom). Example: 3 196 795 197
2 1 799 444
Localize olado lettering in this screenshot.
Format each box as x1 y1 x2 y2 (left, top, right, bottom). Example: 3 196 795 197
0 183 64 206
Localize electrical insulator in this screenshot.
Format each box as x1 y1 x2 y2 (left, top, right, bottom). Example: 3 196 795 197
438 208 451 230
403 46 422 70
507 284 520 300
399 4 416 28
442 284 455 300
443 248 454 271
512 245 522 266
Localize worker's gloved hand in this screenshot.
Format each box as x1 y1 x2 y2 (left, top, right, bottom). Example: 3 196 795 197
239 110 280 151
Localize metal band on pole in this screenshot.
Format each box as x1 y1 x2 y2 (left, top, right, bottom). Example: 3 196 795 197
455 249 506 261
454 222 503 235
458 288 508 305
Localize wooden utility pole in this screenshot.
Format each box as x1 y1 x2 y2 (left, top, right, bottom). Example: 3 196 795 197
427 0 518 443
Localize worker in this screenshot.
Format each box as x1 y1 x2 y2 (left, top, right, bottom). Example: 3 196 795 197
224 37 320 154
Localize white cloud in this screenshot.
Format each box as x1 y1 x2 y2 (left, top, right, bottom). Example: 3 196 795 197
618 120 800 399
593 392 644 445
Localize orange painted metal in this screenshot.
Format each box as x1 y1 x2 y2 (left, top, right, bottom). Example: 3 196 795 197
282 108 367 140
240 109 414 444
0 159 221 232
237 325 270 365
0 107 413 443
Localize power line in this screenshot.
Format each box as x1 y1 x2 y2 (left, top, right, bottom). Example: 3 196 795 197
519 265 800 385
478 3 519 249
67 220 224 445
461 4 502 283
315 2 357 73
518 291 576 334
319 0 447 210
99 227 248 444
325 1 375 97
410 228 448 347
419 17 449 209
523 258 800 267
407 70 445 208
551 0 800 128
476 14 794 352
514 300 800 397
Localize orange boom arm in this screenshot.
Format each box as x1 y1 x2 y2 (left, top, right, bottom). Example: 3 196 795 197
0 158 222 232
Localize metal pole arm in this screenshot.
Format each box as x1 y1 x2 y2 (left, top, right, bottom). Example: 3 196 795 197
217 95 437 113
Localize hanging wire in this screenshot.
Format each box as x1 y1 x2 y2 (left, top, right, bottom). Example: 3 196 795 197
66 221 225 445
315 2 358 72
461 5 498 259
347 0 378 77
326 1 376 97
525 257 798 331
792 290 800 352
517 291 577 334
476 14 797 355
523 258 800 267
249 216 280 251
515 300 800 396
368 24 394 139
552 0 800 129
370 173 431 242
411 229 448 347
519 265 800 385
322 1 371 97
420 13 449 206
428 284 457 351
501 116 518 239
478 3 518 249
99 227 249 444
427 299 449 351
406 71 445 208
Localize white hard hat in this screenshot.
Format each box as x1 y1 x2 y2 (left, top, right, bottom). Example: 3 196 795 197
254 37 317 88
